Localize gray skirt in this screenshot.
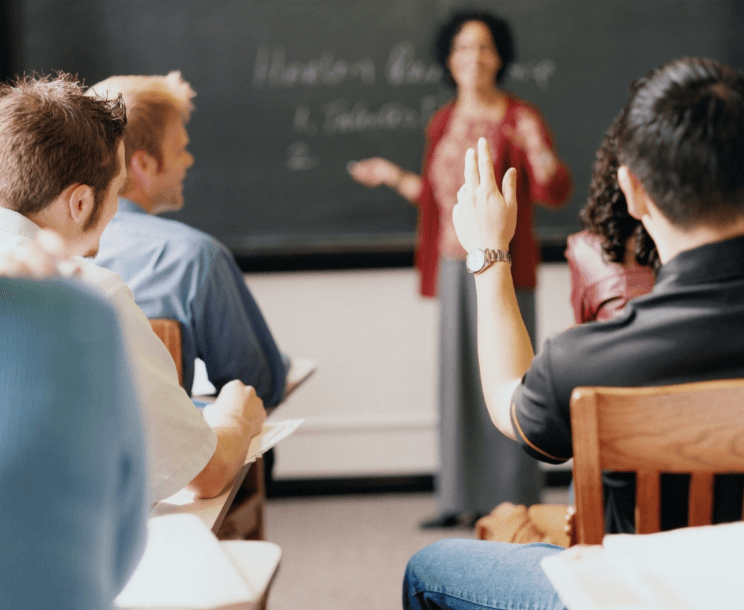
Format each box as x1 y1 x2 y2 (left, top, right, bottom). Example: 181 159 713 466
436 259 542 516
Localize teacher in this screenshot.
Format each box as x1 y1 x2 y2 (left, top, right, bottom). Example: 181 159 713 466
350 10 572 527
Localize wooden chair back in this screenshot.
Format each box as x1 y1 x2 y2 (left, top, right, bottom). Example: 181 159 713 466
149 319 184 387
570 379 744 545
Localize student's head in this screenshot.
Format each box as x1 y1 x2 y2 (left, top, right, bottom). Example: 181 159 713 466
435 10 515 89
580 115 658 271
88 72 195 214
617 57 744 229
0 73 127 257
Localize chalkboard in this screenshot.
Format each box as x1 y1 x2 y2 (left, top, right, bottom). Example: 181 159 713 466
12 0 744 256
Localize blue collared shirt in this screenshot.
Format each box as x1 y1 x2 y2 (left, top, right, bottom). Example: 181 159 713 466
96 199 287 405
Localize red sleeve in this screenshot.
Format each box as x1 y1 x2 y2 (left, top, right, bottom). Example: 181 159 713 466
515 104 573 207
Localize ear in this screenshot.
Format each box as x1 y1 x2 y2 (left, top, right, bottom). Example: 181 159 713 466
67 183 95 225
617 165 649 221
129 149 159 184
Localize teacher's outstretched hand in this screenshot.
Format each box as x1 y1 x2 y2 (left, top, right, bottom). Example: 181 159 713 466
453 137 518 253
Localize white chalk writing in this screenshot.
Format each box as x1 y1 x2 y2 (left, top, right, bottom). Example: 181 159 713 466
292 95 439 139
286 141 320 171
253 47 376 88
508 59 557 90
385 41 442 85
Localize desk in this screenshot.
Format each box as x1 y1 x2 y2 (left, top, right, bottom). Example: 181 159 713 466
153 419 303 537
117 514 281 610
152 459 255 533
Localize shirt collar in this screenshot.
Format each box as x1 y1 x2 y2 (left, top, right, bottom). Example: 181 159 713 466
654 234 744 292
117 198 148 215
0 207 42 240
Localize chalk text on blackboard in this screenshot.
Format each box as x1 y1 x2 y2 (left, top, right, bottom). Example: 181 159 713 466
292 95 439 138
386 42 442 85
253 47 376 88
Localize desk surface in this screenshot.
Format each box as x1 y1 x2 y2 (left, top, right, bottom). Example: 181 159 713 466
192 357 317 402
116 514 281 610
151 460 254 532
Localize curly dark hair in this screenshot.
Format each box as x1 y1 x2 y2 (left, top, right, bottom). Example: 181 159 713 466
434 10 515 88
579 116 659 271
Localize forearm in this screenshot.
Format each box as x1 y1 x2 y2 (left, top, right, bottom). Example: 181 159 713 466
532 161 572 208
389 168 422 203
474 263 534 439
187 411 253 498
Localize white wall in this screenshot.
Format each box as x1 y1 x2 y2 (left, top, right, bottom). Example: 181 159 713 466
244 263 573 480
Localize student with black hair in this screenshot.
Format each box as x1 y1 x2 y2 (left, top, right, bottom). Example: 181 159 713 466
404 56 744 610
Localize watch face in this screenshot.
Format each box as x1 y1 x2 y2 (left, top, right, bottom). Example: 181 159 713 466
466 248 486 273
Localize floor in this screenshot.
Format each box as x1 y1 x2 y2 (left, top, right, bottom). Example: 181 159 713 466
264 488 569 610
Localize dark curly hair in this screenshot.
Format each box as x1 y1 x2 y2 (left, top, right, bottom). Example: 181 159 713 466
579 115 659 271
434 10 515 88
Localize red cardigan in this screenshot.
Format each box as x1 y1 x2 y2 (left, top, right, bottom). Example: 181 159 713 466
415 98 572 297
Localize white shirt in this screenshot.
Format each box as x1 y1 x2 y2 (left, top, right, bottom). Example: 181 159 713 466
0 208 217 502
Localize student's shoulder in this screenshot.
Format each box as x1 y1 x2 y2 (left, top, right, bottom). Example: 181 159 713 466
130 213 225 259
77 257 134 299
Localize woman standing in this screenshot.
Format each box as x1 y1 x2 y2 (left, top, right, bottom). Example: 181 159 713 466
350 11 572 527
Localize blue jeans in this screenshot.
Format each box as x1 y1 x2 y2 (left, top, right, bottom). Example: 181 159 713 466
403 539 566 610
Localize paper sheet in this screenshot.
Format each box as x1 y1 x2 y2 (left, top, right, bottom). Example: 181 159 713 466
542 521 744 610
245 418 304 465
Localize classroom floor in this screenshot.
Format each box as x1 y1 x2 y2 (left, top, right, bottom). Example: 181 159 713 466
264 488 570 610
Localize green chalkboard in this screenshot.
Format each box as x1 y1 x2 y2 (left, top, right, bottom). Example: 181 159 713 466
13 0 744 255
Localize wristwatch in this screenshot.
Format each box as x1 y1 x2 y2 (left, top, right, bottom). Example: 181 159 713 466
465 248 512 274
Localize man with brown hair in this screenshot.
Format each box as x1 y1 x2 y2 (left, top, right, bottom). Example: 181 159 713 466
0 73 266 503
89 72 287 405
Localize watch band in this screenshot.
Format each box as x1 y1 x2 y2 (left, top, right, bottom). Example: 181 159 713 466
484 249 512 266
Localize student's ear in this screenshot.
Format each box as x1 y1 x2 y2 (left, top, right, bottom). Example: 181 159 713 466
129 150 158 182
67 184 95 225
617 165 649 221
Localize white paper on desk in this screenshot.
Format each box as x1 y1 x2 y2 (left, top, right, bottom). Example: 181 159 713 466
244 418 304 465
542 522 744 610
116 514 257 610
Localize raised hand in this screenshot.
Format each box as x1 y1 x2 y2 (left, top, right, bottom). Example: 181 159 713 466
452 137 518 253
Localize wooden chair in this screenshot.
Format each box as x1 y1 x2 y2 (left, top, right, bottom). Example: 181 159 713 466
149 318 184 387
149 318 267 541
570 379 744 545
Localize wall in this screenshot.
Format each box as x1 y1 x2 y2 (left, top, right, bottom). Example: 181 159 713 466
238 263 573 480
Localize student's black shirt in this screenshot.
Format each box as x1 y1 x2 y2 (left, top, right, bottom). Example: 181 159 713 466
511 235 744 533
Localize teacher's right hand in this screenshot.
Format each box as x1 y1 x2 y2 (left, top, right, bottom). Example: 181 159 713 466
348 157 402 189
